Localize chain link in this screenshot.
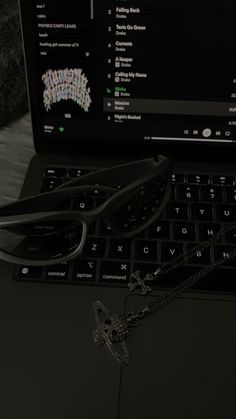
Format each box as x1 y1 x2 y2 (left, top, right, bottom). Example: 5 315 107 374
149 248 236 314
140 221 236 317
155 221 236 275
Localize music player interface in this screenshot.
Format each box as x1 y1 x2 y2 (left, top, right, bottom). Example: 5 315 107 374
33 0 236 143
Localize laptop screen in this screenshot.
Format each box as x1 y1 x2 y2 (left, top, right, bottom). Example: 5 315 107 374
20 0 236 146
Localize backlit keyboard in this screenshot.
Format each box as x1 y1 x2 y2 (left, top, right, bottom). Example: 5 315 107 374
16 166 236 293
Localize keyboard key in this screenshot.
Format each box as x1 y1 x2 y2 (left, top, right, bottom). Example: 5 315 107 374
68 168 90 178
166 202 188 219
148 221 170 240
133 263 159 276
173 222 196 241
225 187 236 203
41 177 63 193
178 185 199 201
98 221 114 236
186 244 211 265
212 175 234 186
72 260 97 281
135 240 158 261
83 238 107 258
213 245 236 266
215 205 236 222
187 174 209 185
45 167 67 178
87 222 97 236
132 263 162 285
45 263 69 281
72 196 94 211
170 185 176 200
161 242 184 262
100 261 130 283
225 227 236 244
171 173 185 184
94 197 108 209
109 239 131 259
132 265 202 290
191 203 213 221
87 189 107 198
199 223 221 241
18 265 43 280
202 185 223 202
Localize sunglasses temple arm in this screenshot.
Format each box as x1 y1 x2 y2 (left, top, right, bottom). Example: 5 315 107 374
58 155 170 190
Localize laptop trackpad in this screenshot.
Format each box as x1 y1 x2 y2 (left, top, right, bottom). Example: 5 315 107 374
119 293 236 419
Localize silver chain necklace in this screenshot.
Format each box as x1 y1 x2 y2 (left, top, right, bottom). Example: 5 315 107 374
93 221 236 365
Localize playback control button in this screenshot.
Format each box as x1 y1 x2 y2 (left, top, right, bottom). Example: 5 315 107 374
202 128 212 138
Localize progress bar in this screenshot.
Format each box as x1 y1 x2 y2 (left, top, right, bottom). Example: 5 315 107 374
90 0 94 19
149 137 233 143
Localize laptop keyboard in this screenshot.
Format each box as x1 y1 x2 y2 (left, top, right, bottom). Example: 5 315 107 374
16 166 236 293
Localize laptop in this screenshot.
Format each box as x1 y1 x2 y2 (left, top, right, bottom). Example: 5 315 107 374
0 0 236 417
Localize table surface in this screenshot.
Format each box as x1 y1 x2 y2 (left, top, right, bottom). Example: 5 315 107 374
0 114 35 206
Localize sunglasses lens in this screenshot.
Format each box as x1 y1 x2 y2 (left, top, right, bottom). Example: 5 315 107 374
0 219 85 262
107 171 170 237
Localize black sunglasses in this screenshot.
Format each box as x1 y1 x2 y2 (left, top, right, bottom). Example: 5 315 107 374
0 155 171 266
